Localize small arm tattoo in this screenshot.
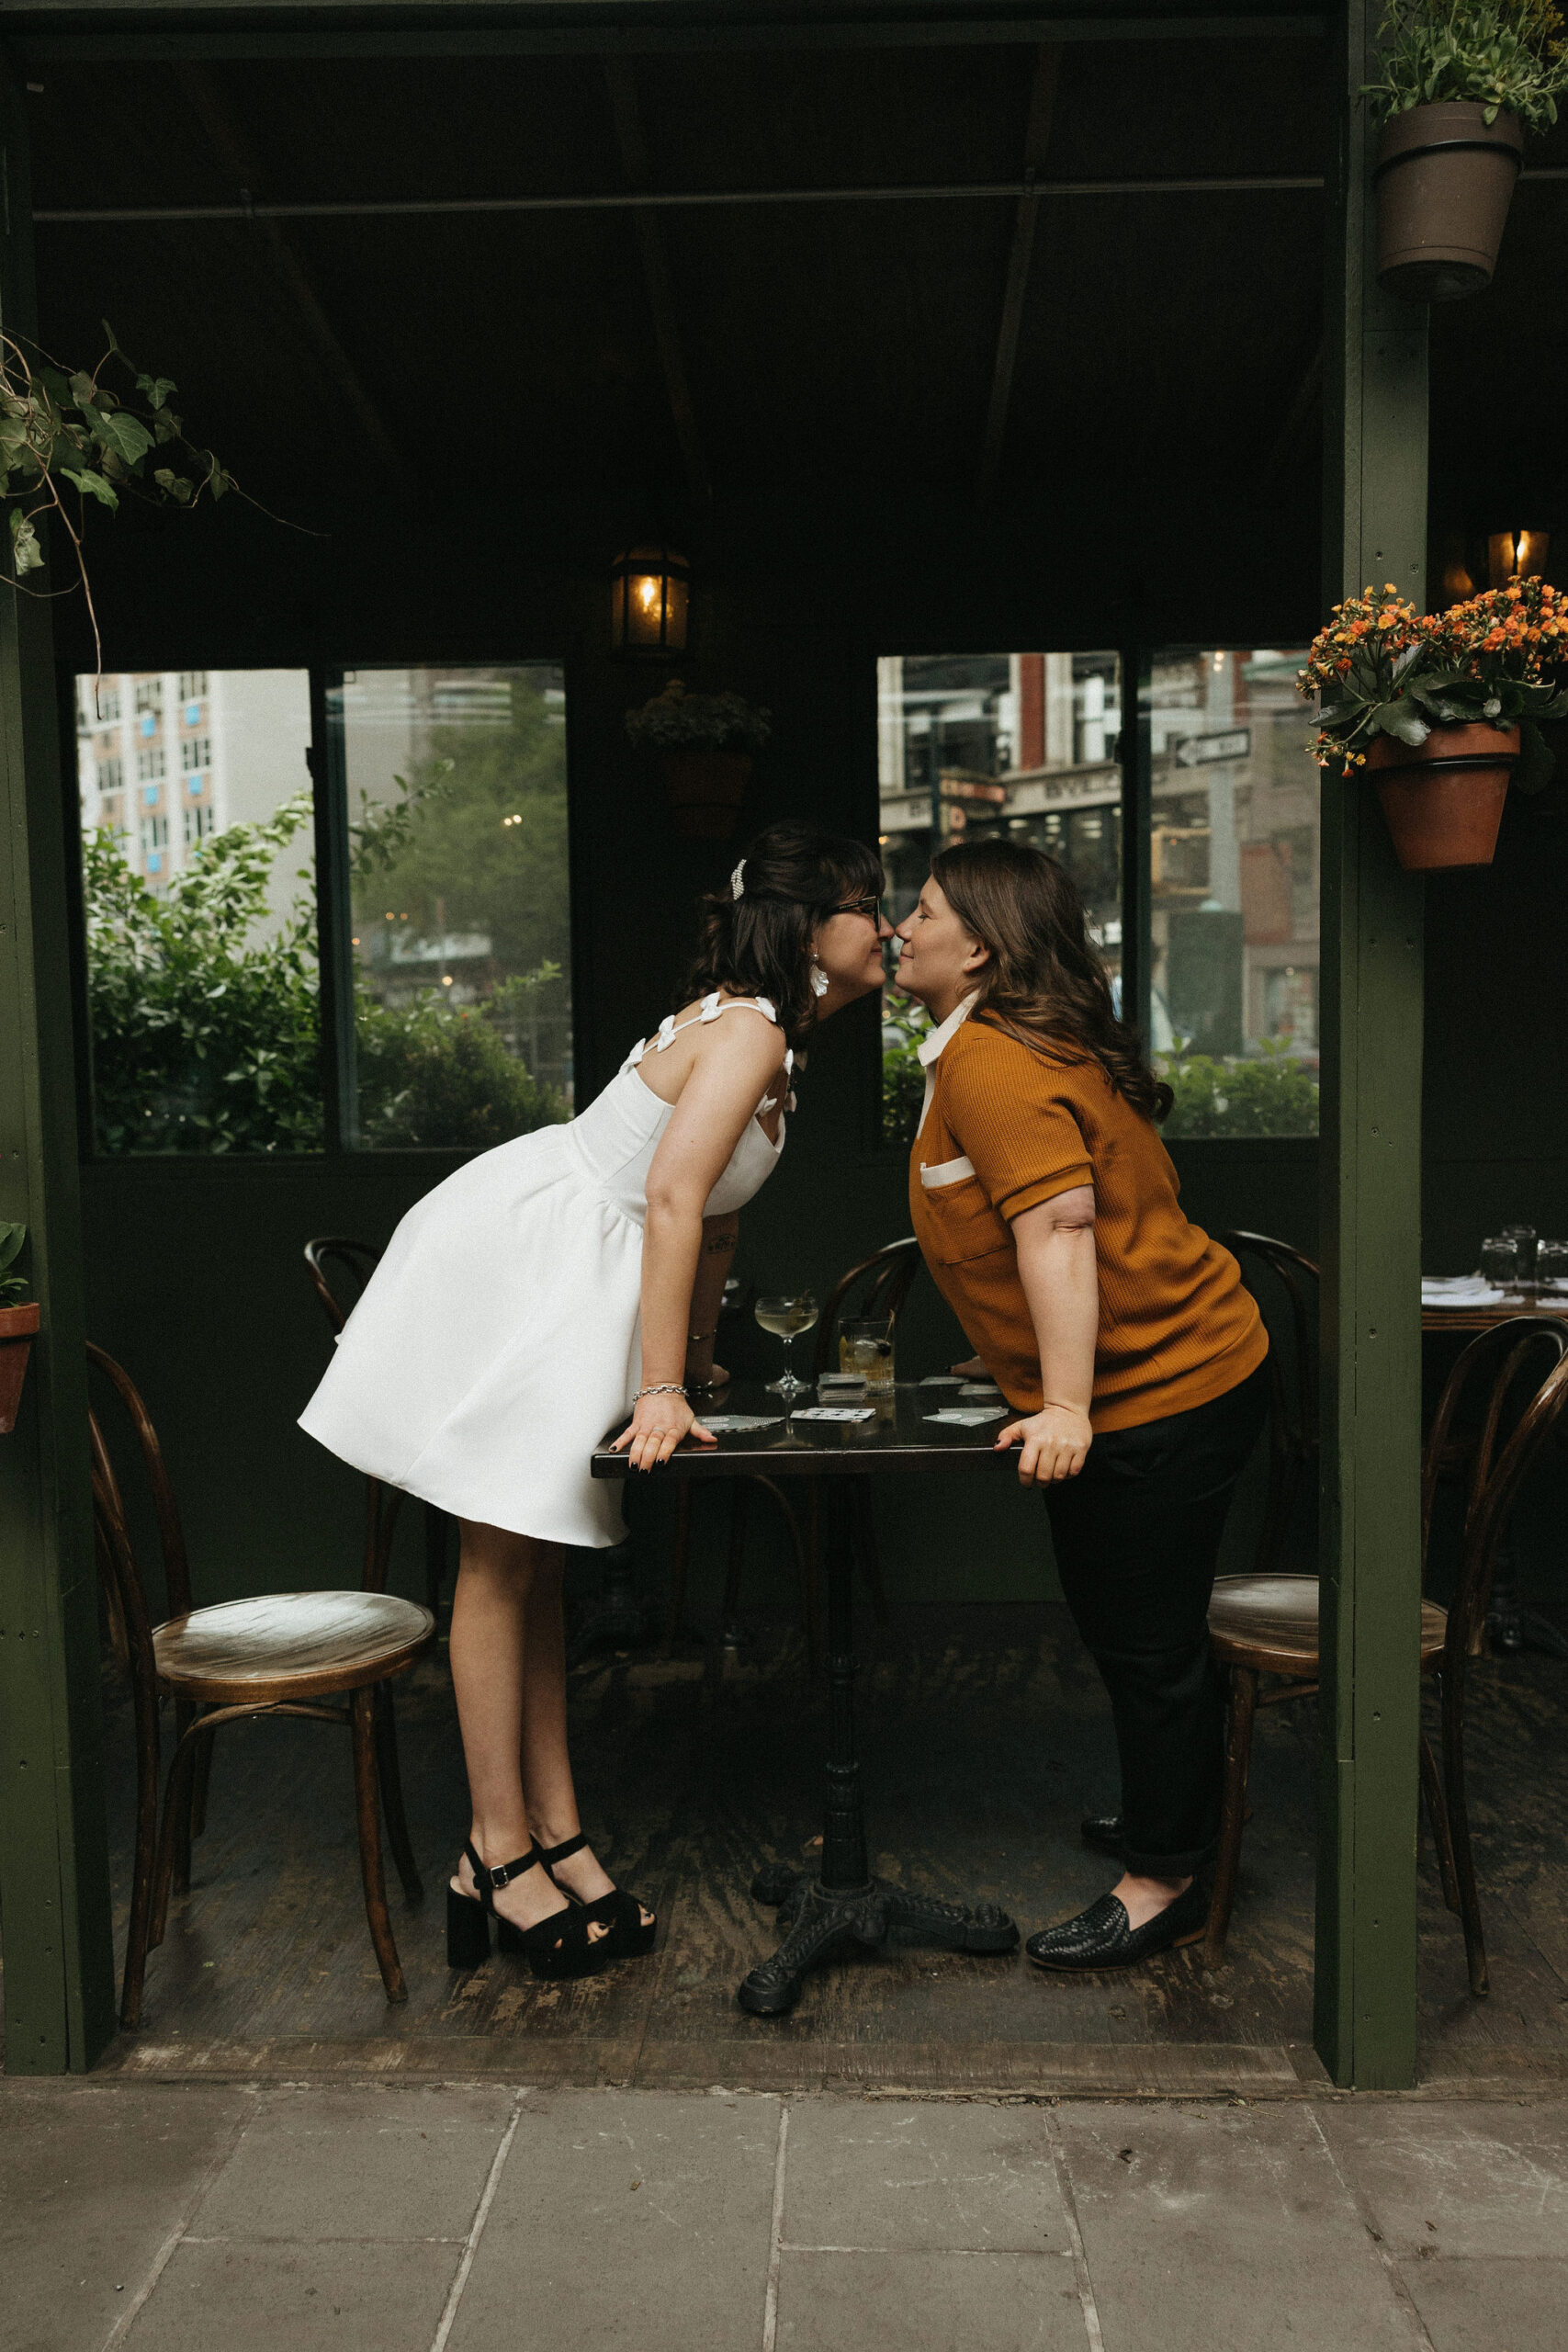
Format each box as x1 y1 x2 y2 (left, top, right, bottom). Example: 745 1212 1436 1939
704 1231 738 1255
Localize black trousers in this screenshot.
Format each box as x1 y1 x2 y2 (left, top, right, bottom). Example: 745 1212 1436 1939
1043 1361 1270 1878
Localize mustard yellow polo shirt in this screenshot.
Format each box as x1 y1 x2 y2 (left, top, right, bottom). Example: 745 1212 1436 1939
908 999 1267 1430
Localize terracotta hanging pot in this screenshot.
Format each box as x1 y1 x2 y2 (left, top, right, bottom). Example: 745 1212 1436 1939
659 749 752 842
0 1300 39 1434
1374 103 1523 302
1364 723 1519 870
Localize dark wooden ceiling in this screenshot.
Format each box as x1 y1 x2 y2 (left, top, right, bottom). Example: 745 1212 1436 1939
20 29 1562 651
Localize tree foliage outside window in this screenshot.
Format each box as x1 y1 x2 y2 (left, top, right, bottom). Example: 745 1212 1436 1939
82 673 571 1154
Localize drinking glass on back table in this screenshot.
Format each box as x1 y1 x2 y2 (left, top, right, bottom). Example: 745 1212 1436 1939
1480 1236 1522 1289
1501 1224 1538 1282
1537 1239 1568 1292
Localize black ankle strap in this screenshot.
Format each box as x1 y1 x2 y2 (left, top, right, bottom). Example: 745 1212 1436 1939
465 1838 539 1904
536 1832 589 1867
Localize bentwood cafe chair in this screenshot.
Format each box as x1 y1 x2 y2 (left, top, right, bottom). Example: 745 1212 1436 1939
304 1236 455 1613
89 1342 434 2029
1202 1310 1568 1994
662 1236 925 1664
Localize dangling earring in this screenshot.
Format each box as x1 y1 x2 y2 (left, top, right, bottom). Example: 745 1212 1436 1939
809 958 829 998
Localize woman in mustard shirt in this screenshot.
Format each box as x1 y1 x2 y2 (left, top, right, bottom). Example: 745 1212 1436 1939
896 837 1269 1972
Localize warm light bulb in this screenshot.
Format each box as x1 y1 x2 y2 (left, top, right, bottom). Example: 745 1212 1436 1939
637 576 659 611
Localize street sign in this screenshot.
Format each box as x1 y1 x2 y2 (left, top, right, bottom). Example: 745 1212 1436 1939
1171 728 1251 769
939 775 1007 803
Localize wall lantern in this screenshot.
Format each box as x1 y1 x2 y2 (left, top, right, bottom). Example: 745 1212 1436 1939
1487 529 1551 589
611 545 690 657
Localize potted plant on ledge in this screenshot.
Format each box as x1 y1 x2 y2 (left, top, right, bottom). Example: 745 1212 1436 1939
1366 1 1568 300
1301 578 1568 869
626 682 772 842
0 1223 39 1435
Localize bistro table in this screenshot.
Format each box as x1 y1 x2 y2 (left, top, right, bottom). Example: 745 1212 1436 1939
592 1378 1024 2015
1422 1282 1568 1333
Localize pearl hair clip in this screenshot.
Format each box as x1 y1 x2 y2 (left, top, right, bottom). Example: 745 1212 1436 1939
730 858 747 900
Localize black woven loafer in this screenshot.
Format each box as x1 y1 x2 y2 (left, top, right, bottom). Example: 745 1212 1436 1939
1025 1878 1210 1972
1080 1813 1124 1859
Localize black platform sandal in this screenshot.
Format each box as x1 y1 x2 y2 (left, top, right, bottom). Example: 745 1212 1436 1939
446 1839 611 1980
536 1832 658 1961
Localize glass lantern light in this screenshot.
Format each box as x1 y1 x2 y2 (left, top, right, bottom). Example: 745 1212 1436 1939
610 546 690 657
1487 529 1551 589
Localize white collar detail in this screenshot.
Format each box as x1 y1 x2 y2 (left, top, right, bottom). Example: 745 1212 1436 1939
917 992 978 1069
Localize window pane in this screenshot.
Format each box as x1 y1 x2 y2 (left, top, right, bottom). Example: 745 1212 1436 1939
76 669 320 1155
877 651 1122 1141
333 665 573 1148
1149 650 1319 1137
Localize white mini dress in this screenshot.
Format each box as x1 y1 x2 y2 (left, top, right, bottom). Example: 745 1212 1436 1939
299 995 790 1548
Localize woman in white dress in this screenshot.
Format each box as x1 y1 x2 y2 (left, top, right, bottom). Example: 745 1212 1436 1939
300 820 892 1981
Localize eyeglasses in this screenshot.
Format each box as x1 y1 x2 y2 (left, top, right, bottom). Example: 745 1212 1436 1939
830 894 883 922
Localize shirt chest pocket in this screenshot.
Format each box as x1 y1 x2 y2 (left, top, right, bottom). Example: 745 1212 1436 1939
919 1161 1011 1267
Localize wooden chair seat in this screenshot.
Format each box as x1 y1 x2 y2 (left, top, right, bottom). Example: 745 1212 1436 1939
1208 1574 1447 1677
153 1591 434 1706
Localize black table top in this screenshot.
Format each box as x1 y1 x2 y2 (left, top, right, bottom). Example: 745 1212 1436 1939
591 1379 1021 1481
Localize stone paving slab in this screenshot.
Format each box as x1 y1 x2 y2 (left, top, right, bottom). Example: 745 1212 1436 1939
447 2089 782 2352
775 2248 1085 2350
0 2082 253 2352
1054 2101 1417 2352
782 2098 1060 2253
195 2082 517 2245
120 2237 459 2351
1396 2254 1568 2352
1316 2099 1568 2259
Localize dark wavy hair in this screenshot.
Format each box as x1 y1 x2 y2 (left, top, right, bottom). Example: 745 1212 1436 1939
931 837 1172 1124
682 819 884 1051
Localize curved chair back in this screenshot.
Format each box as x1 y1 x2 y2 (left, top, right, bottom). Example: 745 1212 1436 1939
303 1236 383 1336
1219 1230 1320 1575
1421 1315 1568 1657
88 1340 195 1643
811 1236 924 1376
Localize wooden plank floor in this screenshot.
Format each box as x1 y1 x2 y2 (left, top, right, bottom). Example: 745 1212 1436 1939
61 1600 1568 2093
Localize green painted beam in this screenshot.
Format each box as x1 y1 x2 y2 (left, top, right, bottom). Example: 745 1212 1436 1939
0 62 117 2074
1314 0 1427 2091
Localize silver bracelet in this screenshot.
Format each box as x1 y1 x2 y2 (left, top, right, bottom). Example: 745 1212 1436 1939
635 1383 687 1401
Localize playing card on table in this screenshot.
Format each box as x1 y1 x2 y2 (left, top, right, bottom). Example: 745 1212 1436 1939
924 1407 1008 1426
792 1406 875 1423
700 1414 784 1432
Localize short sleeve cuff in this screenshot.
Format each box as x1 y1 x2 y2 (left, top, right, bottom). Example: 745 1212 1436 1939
998 1164 1094 1221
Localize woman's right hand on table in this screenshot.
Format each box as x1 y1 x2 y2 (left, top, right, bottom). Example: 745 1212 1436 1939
612 1389 716 1471
996 1402 1093 1486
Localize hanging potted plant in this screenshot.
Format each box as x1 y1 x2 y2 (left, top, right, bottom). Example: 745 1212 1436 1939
1365 1 1568 300
1301 578 1568 870
0 1224 39 1435
625 682 772 842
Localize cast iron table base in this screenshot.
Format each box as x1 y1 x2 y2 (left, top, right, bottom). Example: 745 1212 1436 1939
736 1478 1019 2016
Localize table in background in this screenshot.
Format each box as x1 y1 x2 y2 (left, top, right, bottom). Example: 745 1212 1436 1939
1423 1288 1568 1334
592 1379 1024 2014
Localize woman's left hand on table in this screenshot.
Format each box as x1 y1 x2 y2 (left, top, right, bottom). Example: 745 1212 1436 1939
997 1403 1093 1486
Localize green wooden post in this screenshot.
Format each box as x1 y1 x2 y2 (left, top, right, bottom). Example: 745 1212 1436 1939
1314 0 1428 2089
0 65 117 2072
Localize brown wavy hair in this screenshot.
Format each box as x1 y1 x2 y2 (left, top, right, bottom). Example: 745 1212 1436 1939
931 837 1172 1124
682 819 884 1052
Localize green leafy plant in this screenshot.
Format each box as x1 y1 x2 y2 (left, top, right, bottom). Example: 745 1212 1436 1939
82 787 569 1156
1158 1039 1320 1139
880 993 931 1145
1363 0 1568 130
2 324 249 678
0 1221 28 1305
625 681 772 756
